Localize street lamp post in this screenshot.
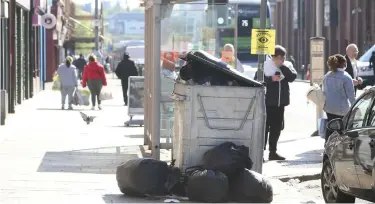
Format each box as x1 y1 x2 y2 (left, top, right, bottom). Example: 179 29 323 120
94 0 99 51
256 0 267 81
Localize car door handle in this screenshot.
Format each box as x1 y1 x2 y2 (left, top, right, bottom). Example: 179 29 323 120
369 139 375 148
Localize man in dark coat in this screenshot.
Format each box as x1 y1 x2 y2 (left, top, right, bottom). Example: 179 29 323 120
73 54 87 80
370 51 375 70
115 53 138 106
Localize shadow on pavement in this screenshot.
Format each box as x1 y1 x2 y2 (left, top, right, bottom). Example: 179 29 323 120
36 108 87 111
37 145 148 174
275 149 324 168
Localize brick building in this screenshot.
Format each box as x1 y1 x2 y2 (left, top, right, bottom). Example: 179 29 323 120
274 0 375 70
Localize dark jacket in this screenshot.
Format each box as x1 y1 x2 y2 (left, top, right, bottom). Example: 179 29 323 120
115 58 138 81
73 58 87 71
370 55 375 69
264 65 297 107
344 55 356 79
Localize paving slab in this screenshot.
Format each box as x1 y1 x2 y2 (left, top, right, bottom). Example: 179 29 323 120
0 79 319 203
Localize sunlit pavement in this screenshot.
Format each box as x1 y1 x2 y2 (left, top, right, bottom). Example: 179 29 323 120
0 79 320 203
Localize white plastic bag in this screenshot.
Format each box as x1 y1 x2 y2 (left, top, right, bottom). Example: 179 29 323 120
52 75 61 91
74 88 90 106
318 112 328 139
100 88 113 100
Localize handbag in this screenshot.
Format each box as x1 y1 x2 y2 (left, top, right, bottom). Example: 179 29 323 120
306 75 326 108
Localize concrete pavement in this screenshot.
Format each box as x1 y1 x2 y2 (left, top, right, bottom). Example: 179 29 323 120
0 78 320 203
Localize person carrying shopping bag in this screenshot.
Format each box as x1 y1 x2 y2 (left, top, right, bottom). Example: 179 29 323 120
82 54 107 110
57 56 78 110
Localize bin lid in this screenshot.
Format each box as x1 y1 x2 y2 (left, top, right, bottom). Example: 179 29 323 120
186 50 264 87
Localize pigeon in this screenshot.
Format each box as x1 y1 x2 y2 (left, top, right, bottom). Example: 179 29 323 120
79 112 96 125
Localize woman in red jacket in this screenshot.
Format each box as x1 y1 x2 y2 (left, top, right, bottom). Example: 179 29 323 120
82 54 107 110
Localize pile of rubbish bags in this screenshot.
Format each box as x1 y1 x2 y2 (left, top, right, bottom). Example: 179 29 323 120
116 142 273 203
178 50 263 88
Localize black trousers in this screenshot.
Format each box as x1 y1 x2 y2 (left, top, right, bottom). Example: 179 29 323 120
265 106 285 152
325 113 343 143
121 79 129 105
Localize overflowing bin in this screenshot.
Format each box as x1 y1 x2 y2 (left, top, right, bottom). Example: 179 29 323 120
171 51 266 173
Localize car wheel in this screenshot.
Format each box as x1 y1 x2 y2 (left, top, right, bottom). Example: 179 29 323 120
321 159 356 203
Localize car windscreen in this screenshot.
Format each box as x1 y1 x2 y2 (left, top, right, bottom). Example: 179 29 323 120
359 45 375 62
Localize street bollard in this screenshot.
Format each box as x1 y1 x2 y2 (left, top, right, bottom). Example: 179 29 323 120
0 90 8 125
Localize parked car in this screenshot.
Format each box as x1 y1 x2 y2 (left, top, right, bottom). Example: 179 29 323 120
322 87 375 203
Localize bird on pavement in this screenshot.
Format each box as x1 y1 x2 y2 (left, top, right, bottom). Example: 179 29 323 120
79 112 96 125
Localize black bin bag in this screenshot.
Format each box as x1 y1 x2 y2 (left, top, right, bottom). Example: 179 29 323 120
187 169 229 203
229 169 273 203
116 158 181 197
203 142 253 177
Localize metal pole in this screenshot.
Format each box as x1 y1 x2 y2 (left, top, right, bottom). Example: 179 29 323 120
316 0 323 37
234 4 238 69
315 0 324 134
152 1 161 160
94 0 99 51
257 0 267 81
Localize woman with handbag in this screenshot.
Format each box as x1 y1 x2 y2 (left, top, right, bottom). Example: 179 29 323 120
323 54 356 142
82 54 107 110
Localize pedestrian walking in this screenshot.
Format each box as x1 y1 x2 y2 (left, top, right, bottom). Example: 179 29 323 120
323 54 356 143
73 54 87 80
115 53 138 106
345 44 363 94
57 56 78 110
263 45 297 161
82 54 107 110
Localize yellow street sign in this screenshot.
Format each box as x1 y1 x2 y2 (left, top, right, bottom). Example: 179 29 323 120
250 29 276 55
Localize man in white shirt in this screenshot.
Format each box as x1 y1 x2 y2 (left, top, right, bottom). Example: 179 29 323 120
345 44 363 93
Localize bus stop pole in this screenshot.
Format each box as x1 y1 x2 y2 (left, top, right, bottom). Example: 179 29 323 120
152 1 161 160
257 0 267 81
315 0 324 133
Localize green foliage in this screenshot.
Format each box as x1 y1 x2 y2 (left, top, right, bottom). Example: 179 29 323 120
74 7 95 54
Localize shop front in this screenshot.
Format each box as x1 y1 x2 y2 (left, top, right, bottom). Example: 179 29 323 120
6 0 32 114
46 0 70 82
31 0 47 94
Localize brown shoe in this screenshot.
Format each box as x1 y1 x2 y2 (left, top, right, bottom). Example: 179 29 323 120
269 152 286 161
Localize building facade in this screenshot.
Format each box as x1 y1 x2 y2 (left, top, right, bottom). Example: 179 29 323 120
107 12 144 36
275 0 375 71
45 0 73 82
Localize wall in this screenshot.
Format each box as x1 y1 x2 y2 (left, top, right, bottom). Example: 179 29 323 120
275 0 375 71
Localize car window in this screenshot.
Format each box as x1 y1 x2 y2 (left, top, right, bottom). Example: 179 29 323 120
347 93 373 129
359 45 375 62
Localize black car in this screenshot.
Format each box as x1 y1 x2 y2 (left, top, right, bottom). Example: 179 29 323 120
322 88 375 203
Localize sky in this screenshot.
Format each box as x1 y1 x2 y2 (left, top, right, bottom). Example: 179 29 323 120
73 0 141 9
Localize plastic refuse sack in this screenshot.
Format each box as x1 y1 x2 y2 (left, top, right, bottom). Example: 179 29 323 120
99 87 113 100
179 50 263 87
186 169 229 203
203 142 253 177
229 169 273 203
52 75 61 91
74 88 90 106
116 158 181 197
